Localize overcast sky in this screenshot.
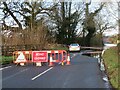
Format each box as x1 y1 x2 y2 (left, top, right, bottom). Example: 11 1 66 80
0 0 119 36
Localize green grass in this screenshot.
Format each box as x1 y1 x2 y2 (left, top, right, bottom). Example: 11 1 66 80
0 56 13 64
51 47 68 51
103 47 119 88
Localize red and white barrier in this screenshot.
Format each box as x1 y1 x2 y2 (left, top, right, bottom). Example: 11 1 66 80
48 50 68 66
13 50 70 66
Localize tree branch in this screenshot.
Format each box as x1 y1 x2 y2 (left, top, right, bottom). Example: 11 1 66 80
91 3 105 17
3 2 22 29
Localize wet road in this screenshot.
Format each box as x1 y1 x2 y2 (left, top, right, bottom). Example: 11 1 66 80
1 53 107 88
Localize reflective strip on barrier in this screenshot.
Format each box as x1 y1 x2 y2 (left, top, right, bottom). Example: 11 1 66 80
25 51 30 54
47 51 51 53
18 51 22 54
54 51 59 53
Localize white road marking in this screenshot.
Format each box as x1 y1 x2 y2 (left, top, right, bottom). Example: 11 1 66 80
0 66 12 71
3 68 28 81
31 57 66 81
71 53 78 58
58 62 62 64
31 67 53 81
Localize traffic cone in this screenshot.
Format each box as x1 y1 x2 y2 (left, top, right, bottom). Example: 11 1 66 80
66 54 70 65
49 54 53 66
36 62 42 66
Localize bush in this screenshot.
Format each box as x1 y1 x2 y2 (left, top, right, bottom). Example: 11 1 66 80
90 33 103 47
0 56 13 64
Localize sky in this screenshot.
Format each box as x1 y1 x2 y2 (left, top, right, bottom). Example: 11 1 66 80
0 0 119 36
0 0 120 3
100 2 119 36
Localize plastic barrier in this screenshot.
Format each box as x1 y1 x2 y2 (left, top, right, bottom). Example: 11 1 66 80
47 50 68 66
13 51 32 66
13 50 70 66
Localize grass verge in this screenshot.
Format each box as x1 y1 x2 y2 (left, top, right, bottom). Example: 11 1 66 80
103 46 119 89
45 44 68 51
50 46 68 51
0 56 13 65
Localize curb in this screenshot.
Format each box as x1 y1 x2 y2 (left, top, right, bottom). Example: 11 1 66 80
97 48 112 89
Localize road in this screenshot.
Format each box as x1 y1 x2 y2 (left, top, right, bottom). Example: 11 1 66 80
1 53 107 88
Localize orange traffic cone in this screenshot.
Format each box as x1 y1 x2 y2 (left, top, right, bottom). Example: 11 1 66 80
49 54 53 66
66 54 70 65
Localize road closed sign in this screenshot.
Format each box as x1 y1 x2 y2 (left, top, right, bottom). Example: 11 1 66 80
32 51 48 62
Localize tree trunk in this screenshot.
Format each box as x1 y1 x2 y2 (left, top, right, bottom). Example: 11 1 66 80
84 3 104 46
84 27 95 46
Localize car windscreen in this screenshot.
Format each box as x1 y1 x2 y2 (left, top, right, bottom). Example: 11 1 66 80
70 44 79 46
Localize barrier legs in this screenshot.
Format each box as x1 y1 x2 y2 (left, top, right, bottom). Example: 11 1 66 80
20 62 25 66
36 62 42 66
61 62 64 66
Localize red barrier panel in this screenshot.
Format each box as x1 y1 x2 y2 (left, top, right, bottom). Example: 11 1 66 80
32 51 48 62
32 51 48 66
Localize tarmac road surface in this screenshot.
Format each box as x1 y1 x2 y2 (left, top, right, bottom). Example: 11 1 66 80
1 53 107 88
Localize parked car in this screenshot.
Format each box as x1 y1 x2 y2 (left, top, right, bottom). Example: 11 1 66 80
69 43 80 51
